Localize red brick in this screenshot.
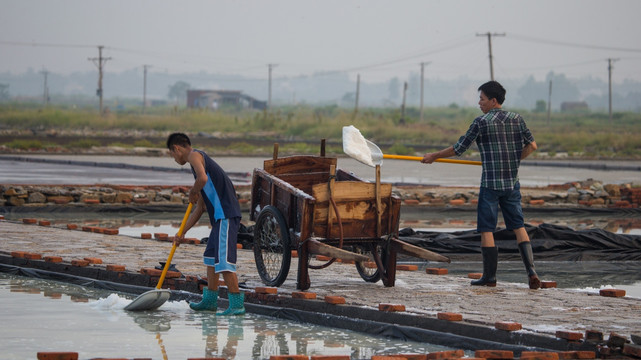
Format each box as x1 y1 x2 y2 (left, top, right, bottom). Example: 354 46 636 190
556 330 583 341
184 237 201 245
23 218 37 224
291 250 299 258
292 291 317 299
426 349 464 359
255 286 278 294
495 321 522 331
310 356 351 360
81 226 93 232
529 199 545 206
66 224 78 230
541 281 557 288
83 198 100 204
156 234 170 241
139 268 181 278
25 252 42 260
599 288 626 297
91 227 104 233
378 303 406 312
44 256 63 263
316 255 332 261
37 352 79 360
474 350 514 359
324 295 346 305
106 264 126 272
584 330 603 342
437 312 462 321
71 259 90 267
187 358 226 360
134 197 150 204
39 220 51 226
449 199 465 206
396 264 418 271
468 272 482 279
84 257 103 264
236 243 243 249
623 344 641 358
11 251 26 258
425 268 448 275
404 199 420 205
154 232 168 239
103 228 119 235
141 233 152 239
558 351 596 359
520 351 559 360
269 356 309 360
380 355 427 360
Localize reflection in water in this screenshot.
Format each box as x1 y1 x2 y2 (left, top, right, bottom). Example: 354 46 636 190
1 273 449 359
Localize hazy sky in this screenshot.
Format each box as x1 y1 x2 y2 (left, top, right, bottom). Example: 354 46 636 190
2 0 641 83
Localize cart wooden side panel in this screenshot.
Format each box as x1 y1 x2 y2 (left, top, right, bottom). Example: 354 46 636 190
310 181 399 240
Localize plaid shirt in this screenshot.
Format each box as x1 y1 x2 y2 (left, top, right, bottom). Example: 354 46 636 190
453 108 534 191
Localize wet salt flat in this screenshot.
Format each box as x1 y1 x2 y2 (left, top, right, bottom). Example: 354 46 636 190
0 273 458 360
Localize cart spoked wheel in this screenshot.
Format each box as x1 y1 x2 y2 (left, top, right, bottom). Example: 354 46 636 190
354 243 387 283
253 206 291 287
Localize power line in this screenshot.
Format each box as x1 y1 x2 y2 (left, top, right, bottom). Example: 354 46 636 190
509 34 641 53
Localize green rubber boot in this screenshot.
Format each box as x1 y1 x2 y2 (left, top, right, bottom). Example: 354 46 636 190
217 292 245 316
190 288 218 311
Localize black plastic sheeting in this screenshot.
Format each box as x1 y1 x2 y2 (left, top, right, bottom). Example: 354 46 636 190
399 223 641 261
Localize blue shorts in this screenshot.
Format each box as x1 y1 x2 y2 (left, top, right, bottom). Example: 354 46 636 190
204 217 240 273
477 182 525 233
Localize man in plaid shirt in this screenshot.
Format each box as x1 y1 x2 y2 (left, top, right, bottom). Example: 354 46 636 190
422 81 541 290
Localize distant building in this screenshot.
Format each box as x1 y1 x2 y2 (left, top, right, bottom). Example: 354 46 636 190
186 90 266 110
560 101 589 112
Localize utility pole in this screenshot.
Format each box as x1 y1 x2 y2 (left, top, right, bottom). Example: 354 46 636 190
354 73 360 116
476 32 505 81
88 46 111 114
608 58 619 122
400 81 408 125
419 61 431 122
547 80 552 125
40 68 49 106
142 64 151 114
268 64 278 110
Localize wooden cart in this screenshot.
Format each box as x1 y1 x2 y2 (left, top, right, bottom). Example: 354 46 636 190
250 141 450 290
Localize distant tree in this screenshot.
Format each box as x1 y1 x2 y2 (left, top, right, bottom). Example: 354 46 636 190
534 100 546 113
168 81 191 105
388 77 400 102
0 83 9 102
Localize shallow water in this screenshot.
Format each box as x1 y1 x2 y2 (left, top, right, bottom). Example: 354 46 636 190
1 273 461 360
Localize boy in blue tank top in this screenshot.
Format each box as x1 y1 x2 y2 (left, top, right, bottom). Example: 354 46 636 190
167 132 245 315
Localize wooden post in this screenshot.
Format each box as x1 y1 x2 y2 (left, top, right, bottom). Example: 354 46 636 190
320 138 326 157
375 164 382 237
272 143 279 160
326 165 336 240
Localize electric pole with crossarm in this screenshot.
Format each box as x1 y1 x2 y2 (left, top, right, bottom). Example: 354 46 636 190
476 32 505 81
88 46 111 114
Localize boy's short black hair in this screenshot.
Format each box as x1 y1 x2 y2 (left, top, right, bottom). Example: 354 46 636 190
478 81 506 105
167 132 191 149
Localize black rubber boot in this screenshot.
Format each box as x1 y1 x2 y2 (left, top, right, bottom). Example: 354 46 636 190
471 246 498 287
518 241 541 289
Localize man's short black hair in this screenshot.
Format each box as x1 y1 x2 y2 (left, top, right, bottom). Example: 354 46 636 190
167 132 191 149
478 81 506 105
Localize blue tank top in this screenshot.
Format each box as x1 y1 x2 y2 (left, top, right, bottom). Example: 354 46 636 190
190 149 241 221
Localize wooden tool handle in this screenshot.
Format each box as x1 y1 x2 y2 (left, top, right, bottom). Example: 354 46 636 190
156 202 193 289
382 154 481 166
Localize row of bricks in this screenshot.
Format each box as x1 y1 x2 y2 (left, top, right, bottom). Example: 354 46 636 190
8 251 184 277
20 218 120 235
252 286 627 343
37 348 612 360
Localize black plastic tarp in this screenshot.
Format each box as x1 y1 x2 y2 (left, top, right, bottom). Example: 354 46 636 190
399 223 641 261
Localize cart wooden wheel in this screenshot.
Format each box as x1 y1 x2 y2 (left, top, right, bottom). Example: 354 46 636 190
353 243 387 283
253 206 291 287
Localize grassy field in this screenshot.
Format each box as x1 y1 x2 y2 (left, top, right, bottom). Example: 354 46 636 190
1 104 640 159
